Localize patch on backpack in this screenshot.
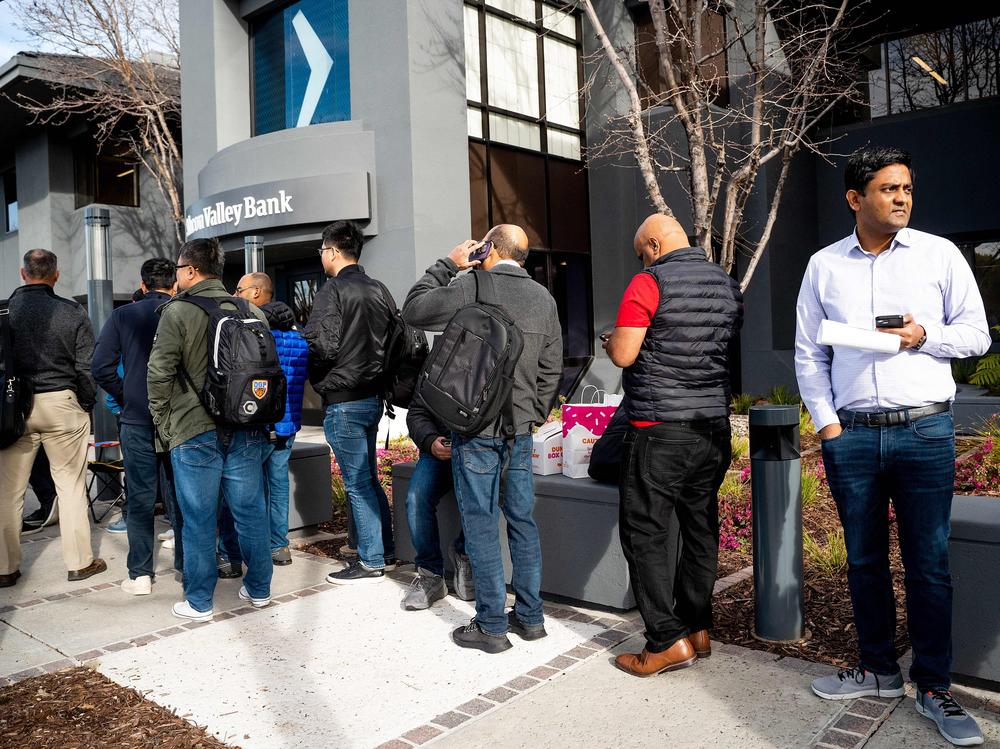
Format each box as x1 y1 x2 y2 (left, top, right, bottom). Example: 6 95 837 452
252 379 268 399
242 401 259 415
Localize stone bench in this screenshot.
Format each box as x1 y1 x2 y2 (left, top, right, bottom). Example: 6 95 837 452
392 462 682 610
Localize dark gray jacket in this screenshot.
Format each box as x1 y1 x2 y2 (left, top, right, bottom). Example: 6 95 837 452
3 283 96 411
406 396 449 455
402 259 563 436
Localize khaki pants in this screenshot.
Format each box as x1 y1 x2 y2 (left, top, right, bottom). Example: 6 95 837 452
0 390 94 574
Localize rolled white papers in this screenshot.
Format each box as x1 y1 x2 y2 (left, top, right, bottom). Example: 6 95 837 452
816 319 901 354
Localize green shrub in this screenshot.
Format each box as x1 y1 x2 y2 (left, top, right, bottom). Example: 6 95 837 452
801 469 821 507
970 354 1000 395
719 473 747 499
952 357 980 385
803 529 848 576
731 393 755 414
731 435 749 460
766 384 801 406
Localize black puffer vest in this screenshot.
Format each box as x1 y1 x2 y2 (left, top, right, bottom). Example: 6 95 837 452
623 248 743 422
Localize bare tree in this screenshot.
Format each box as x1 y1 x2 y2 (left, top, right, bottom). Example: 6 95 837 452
581 0 874 292
9 0 183 243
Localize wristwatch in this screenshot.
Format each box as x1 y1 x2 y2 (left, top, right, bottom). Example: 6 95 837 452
913 327 927 350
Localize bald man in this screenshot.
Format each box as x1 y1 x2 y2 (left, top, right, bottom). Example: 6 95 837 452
604 214 743 677
403 224 563 654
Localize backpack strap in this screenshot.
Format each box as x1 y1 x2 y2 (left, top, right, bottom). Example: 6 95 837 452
473 269 500 307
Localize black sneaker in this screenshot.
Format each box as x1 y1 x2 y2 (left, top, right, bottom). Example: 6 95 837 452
21 504 58 535
216 554 243 579
326 560 385 585
508 610 547 641
452 618 513 654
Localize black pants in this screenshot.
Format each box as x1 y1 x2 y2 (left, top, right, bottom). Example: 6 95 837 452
619 419 731 652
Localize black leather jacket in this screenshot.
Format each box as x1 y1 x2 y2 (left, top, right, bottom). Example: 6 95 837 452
4 283 97 411
303 264 393 404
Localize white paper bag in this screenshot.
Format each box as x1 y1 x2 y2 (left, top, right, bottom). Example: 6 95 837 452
562 423 600 478
817 319 901 354
532 421 563 475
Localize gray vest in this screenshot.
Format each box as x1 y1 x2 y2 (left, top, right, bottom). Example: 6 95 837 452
623 248 743 422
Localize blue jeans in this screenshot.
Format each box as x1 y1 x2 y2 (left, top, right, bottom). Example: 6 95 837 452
451 433 542 636
120 423 159 579
406 452 465 577
821 410 955 691
171 430 272 613
158 455 183 572
324 397 393 569
219 434 296 557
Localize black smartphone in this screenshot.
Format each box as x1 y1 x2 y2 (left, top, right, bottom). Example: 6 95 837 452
875 315 905 329
468 240 492 263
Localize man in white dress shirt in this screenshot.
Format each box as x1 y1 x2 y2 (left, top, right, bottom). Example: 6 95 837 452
795 146 990 747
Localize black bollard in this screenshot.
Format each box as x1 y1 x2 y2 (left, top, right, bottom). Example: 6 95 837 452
749 405 805 642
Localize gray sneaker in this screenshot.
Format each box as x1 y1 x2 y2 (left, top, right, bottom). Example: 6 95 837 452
451 547 475 601
271 547 292 566
916 689 984 746
403 569 447 610
811 666 905 700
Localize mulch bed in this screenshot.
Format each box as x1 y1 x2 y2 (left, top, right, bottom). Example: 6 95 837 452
0 668 235 749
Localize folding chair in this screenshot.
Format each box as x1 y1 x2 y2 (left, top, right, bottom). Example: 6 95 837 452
87 441 126 523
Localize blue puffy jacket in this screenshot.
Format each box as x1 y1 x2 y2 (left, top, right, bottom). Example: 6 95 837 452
261 301 309 436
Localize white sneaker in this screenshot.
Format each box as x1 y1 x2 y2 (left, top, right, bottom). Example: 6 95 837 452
158 528 174 541
162 538 175 550
121 575 152 595
238 585 271 608
172 600 213 622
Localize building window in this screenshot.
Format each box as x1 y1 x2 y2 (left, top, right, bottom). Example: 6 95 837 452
73 146 139 209
465 0 583 159
252 0 350 136
3 171 16 233
633 5 730 109
868 17 1000 118
466 2 591 391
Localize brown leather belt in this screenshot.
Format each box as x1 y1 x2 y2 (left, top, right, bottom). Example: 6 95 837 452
836 402 950 427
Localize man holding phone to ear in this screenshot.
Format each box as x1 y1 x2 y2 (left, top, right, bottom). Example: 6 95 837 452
795 146 990 746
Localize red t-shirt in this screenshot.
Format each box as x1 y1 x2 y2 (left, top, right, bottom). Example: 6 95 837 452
614 274 662 427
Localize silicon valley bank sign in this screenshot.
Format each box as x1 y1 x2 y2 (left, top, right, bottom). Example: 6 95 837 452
183 173 370 240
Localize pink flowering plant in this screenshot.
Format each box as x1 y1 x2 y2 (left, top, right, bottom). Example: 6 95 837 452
718 472 752 552
954 437 1000 496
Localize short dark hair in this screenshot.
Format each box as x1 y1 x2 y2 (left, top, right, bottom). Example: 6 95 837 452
23 249 58 280
321 220 364 260
140 257 176 291
844 146 914 200
177 238 225 278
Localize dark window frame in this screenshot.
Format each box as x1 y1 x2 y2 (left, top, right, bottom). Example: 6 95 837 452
3 170 17 234
72 143 140 210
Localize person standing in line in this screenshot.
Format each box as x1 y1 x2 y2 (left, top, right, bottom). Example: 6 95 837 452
0 249 107 587
93 258 180 595
604 214 742 677
402 224 562 654
303 221 396 584
147 239 273 621
796 146 990 746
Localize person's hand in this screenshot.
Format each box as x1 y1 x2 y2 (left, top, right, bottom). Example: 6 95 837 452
448 241 484 271
430 436 452 460
819 423 843 441
599 330 612 350
880 313 925 350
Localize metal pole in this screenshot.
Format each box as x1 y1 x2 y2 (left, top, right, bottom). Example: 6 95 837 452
750 404 804 642
244 235 265 273
84 207 117 446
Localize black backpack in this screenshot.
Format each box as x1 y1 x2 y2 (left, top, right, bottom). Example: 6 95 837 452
416 270 523 437
0 305 33 449
178 295 287 428
374 282 429 415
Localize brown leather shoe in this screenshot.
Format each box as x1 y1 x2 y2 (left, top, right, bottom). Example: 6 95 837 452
67 558 107 582
614 637 697 677
0 570 20 588
689 629 711 658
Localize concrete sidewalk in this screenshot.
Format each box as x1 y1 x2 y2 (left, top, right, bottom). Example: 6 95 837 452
2 498 999 748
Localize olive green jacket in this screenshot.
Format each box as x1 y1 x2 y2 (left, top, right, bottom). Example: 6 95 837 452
147 279 267 452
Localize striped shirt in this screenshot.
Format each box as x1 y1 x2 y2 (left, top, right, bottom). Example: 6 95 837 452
794 227 991 431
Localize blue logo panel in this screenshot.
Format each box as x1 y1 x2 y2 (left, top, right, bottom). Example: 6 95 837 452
253 0 350 136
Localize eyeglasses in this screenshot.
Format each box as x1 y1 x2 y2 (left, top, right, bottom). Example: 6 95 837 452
175 263 193 272
235 285 259 295
317 246 335 257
